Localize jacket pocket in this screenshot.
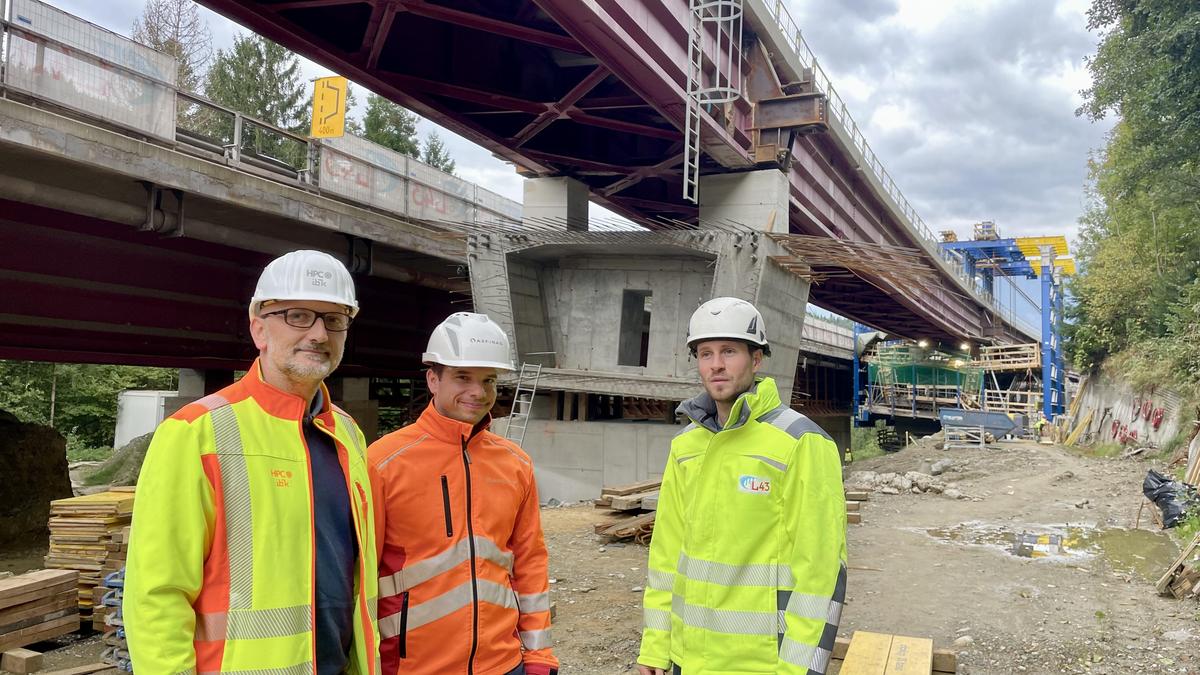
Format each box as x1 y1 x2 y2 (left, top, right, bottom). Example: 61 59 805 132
440 475 453 538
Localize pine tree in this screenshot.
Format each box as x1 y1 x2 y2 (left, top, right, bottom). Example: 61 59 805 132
132 0 212 93
362 93 420 157
205 33 306 131
421 130 456 175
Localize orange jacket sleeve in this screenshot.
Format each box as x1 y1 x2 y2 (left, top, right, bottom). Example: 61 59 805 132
508 462 558 672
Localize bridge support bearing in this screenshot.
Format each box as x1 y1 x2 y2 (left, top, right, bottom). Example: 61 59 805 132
698 170 809 401
522 176 588 231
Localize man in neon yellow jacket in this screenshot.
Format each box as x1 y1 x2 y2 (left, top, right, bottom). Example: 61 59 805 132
638 297 847 675
125 250 380 674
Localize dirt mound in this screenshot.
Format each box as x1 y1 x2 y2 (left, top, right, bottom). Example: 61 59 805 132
83 432 153 487
0 409 73 538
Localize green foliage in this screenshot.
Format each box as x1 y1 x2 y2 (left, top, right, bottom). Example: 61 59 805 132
0 361 176 449
850 424 884 463
68 445 115 463
1173 512 1200 547
1090 442 1124 458
421 130 456 175
204 33 308 169
363 94 420 157
1069 0 1200 397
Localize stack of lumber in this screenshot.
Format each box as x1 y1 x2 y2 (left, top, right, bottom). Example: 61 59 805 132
44 489 134 625
92 526 130 632
594 479 660 544
0 569 80 653
846 490 869 525
832 630 957 674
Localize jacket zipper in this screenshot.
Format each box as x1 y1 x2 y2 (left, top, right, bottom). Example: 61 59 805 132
398 591 409 658
461 438 479 675
440 475 453 537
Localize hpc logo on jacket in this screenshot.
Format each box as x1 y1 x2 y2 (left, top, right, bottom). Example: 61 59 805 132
738 475 771 494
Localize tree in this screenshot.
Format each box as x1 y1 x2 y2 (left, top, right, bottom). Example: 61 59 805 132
132 0 213 93
344 83 363 136
362 94 420 157
0 361 177 450
205 33 307 132
421 130 456 174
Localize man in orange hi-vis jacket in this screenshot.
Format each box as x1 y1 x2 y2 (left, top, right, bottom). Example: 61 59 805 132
368 312 558 675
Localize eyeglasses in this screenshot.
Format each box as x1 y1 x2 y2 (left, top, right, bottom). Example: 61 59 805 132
261 308 353 332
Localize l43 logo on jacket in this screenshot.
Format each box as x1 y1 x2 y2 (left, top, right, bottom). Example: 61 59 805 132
738 475 771 494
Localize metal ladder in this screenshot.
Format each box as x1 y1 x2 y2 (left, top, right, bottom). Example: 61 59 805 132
504 363 542 447
683 2 704 203
683 0 744 204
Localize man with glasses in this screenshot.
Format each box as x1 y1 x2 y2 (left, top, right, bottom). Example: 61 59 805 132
126 249 381 675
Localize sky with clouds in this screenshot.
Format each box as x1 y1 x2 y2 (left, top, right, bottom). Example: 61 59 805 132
40 0 1112 246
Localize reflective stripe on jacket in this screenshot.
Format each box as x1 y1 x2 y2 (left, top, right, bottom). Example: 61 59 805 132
125 361 380 675
368 404 557 675
638 377 848 674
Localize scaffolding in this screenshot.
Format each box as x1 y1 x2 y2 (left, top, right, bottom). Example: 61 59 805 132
862 342 982 420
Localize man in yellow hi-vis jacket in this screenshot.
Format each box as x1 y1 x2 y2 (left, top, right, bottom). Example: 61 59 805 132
638 297 847 675
125 250 380 675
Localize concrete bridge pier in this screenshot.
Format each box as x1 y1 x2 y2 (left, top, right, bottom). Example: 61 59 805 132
328 376 379 443
699 169 811 401
164 368 234 417
523 176 589 231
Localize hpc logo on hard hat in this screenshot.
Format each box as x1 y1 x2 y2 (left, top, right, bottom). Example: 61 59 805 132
250 250 359 317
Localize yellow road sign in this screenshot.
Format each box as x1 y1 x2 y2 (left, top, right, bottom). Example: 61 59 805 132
310 76 347 138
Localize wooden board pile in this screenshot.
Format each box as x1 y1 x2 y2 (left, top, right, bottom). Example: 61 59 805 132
45 489 134 626
845 490 869 525
0 569 80 654
833 630 957 674
593 479 660 544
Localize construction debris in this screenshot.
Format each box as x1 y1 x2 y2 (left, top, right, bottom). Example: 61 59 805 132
845 490 869 525
0 569 80 653
100 568 129 671
45 490 134 625
1157 530 1200 599
93 526 130 633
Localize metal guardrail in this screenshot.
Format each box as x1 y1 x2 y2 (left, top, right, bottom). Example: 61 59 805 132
763 0 1040 338
0 0 523 228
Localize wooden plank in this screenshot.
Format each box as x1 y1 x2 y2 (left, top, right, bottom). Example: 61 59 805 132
840 631 893 674
593 496 613 507
0 593 77 627
1 647 43 674
0 615 80 653
0 581 78 612
884 635 933 674
845 491 870 502
641 493 659 511
610 490 659 511
601 479 662 497
0 571 78 605
833 637 956 674
847 513 862 525
846 501 861 512
39 664 115 675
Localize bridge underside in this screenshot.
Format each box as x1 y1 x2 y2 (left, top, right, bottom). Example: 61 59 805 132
1 199 452 375
199 0 1029 346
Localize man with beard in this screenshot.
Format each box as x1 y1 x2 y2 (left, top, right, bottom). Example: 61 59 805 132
126 250 380 675
637 297 847 675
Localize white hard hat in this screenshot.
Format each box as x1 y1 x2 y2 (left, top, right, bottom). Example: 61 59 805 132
686 297 771 356
423 312 515 371
249 250 359 318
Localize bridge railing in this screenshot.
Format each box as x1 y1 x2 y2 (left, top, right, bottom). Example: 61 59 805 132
762 0 1041 339
0 0 522 228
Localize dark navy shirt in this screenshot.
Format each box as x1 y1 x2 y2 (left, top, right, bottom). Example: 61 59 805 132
304 390 356 675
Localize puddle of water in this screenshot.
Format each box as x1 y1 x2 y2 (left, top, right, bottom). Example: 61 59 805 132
922 521 1180 581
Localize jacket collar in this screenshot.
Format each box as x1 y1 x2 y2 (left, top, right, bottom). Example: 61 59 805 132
677 377 782 434
241 357 333 421
416 402 491 444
